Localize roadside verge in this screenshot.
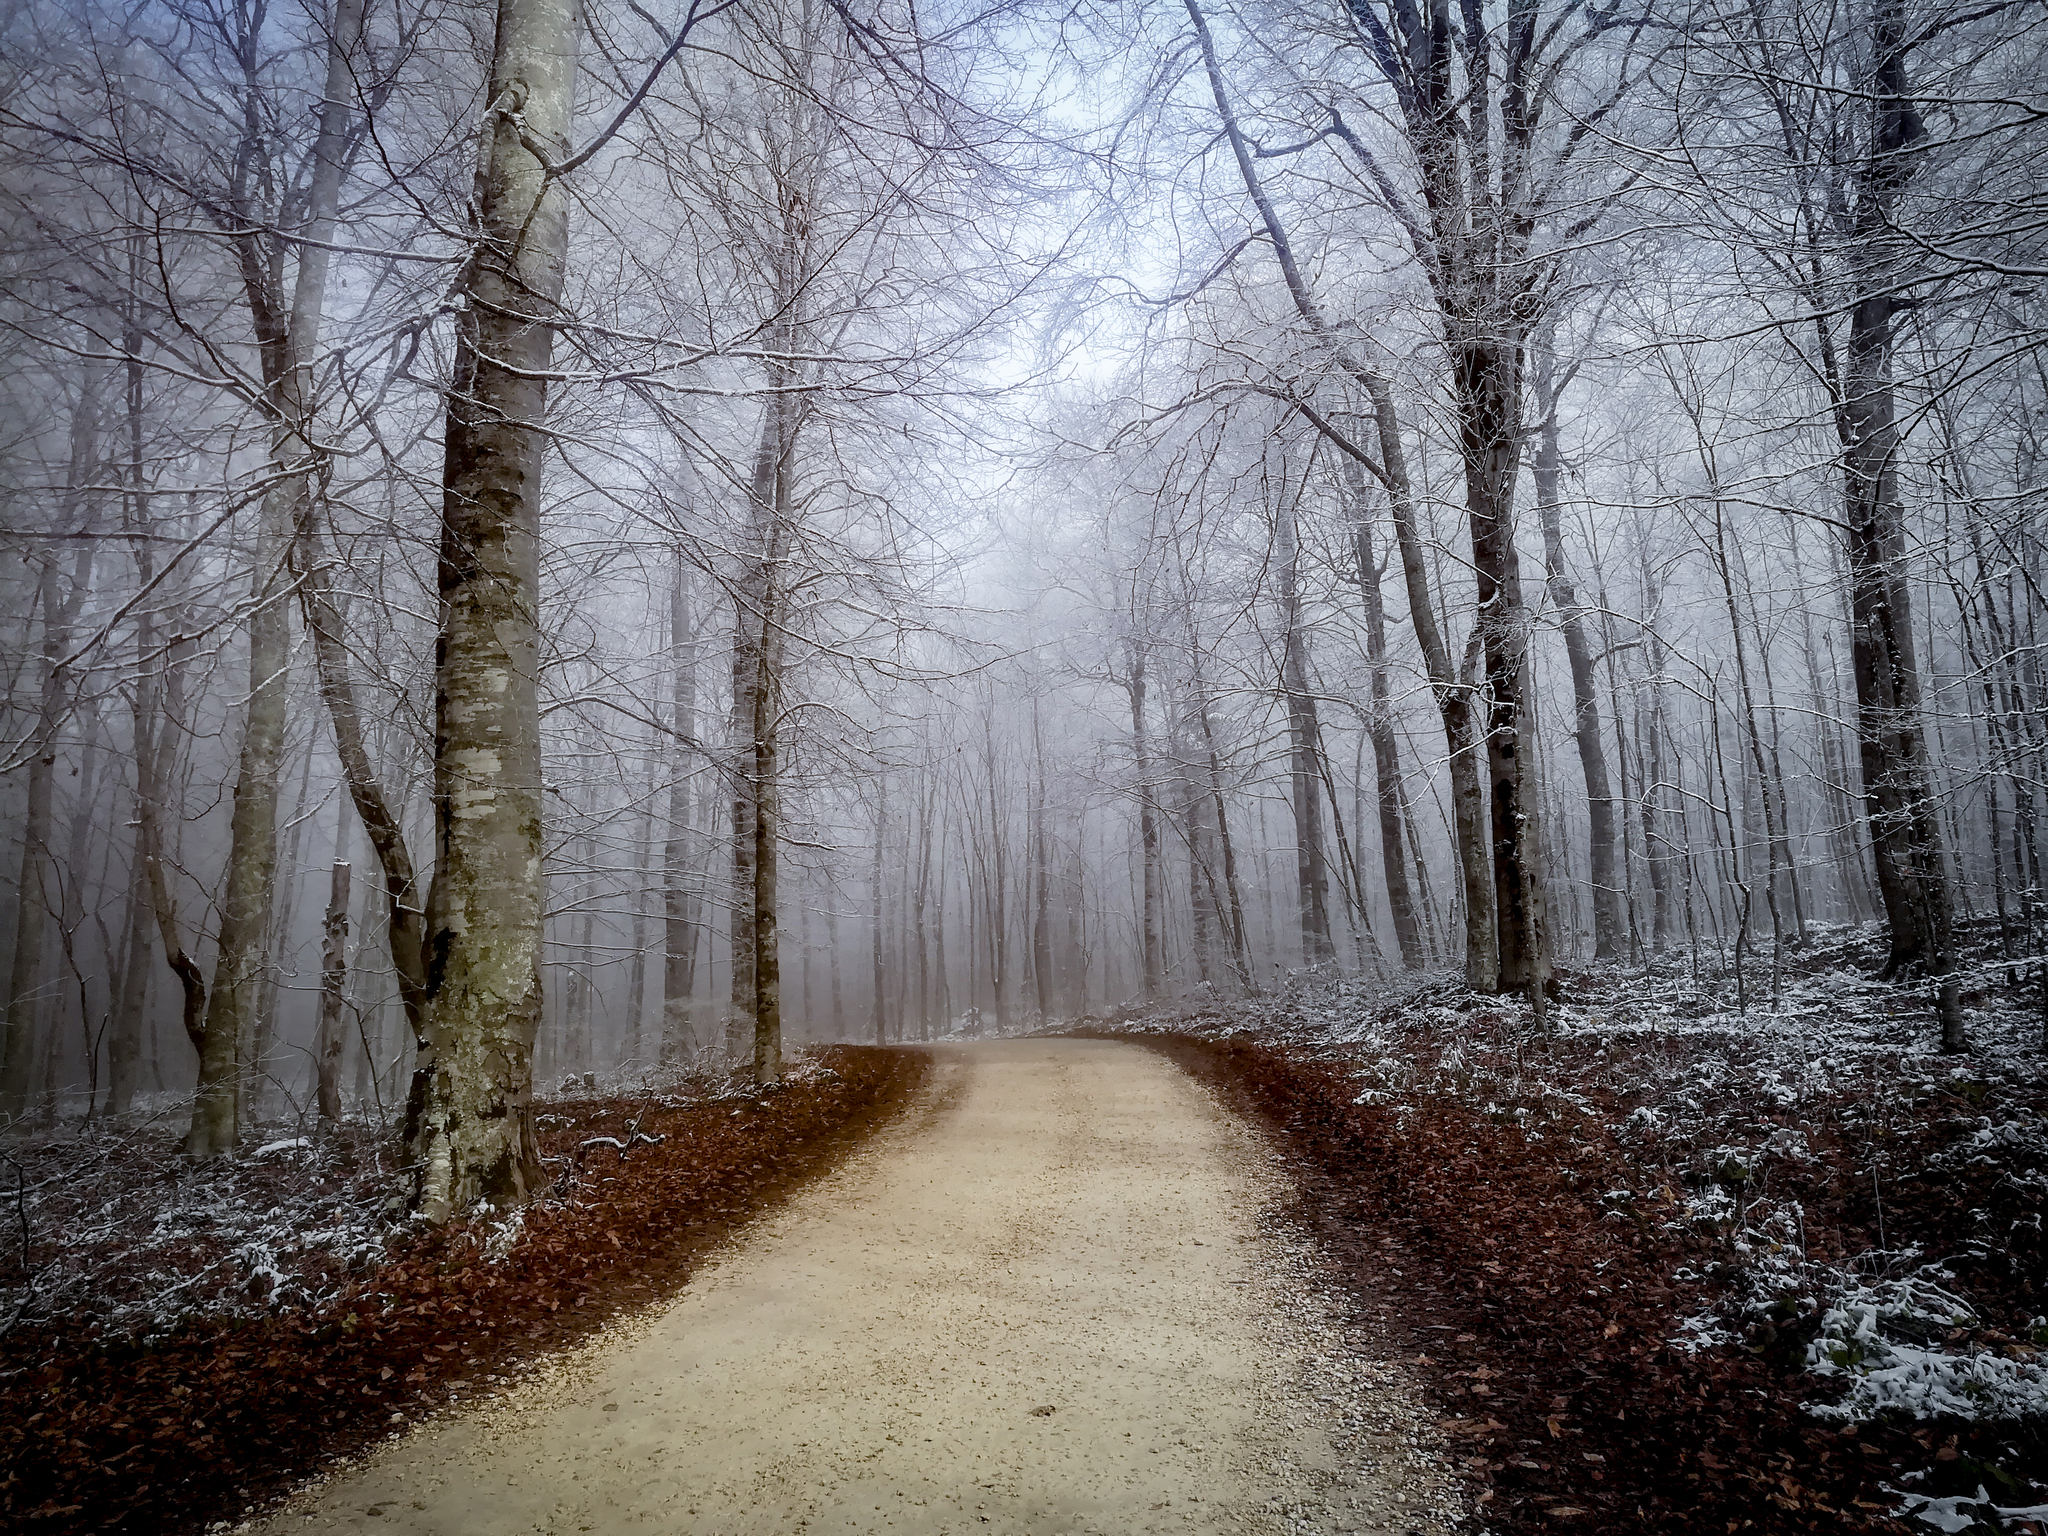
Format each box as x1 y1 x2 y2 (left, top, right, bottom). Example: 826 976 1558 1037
2 1045 931 1534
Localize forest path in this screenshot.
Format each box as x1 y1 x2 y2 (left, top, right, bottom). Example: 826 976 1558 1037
257 1039 1443 1535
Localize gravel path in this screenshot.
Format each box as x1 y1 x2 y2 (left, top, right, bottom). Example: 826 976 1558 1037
253 1039 1458 1535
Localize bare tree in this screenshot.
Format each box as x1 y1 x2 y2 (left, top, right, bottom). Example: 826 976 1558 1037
403 0 578 1219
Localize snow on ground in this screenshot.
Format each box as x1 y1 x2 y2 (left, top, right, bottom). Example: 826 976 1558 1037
0 1048 845 1348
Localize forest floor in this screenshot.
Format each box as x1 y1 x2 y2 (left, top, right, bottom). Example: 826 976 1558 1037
0 1044 931 1533
1072 917 2048 1536
5 919 2042 1536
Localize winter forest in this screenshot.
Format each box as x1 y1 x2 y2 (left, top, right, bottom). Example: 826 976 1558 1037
6 0 2048 1527
4 0 2047 1214
4 0 2048 1171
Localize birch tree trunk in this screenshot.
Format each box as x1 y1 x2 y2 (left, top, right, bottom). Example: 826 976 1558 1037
404 0 578 1217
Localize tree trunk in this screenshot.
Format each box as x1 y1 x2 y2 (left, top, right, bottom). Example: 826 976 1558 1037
186 0 369 1153
982 714 1013 1027
1460 340 1549 1007
1277 494 1336 968
1839 0 1961 1049
871 781 887 1045
1125 645 1163 997
316 857 351 1127
1531 360 1620 962
298 548 428 1029
248 734 316 1125
729 380 789 1085
569 830 596 1076
624 794 651 1067
1343 463 1424 969
106 806 151 1117
827 899 846 1037
184 476 293 1154
1031 705 1053 1018
404 0 577 1218
2 526 95 1122
662 556 699 1067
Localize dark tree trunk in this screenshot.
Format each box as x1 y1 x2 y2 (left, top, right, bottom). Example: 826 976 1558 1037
1031 706 1053 1018
1343 462 1424 968
1531 359 1620 961
1838 0 1962 1049
1126 645 1164 997
1278 495 1336 967
1460 340 1549 1006
662 557 699 1066
315 858 351 1127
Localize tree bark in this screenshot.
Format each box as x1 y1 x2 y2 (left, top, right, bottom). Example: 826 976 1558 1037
1125 643 1163 997
1031 704 1053 1018
404 0 578 1218
2 481 96 1122
1343 462 1424 969
624 794 651 1066
1189 647 1253 989
185 496 293 1153
662 556 699 1067
871 780 887 1044
1531 358 1620 962
316 858 351 1127
186 0 369 1154
1840 3 1960 1052
298 548 428 1033
729 382 789 1085
1460 340 1549 1006
1277 493 1336 968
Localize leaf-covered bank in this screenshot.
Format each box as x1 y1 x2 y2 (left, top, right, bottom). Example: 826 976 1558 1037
1077 931 2047 1534
0 1045 930 1533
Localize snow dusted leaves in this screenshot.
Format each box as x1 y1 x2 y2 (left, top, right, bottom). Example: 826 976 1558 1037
1802 1273 2048 1424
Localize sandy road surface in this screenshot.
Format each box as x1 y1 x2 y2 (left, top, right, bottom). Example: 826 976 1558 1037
254 1040 1454 1536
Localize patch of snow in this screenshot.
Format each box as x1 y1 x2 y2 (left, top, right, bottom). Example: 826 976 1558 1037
1805 1272 2048 1424
1896 1490 2048 1533
483 1209 526 1262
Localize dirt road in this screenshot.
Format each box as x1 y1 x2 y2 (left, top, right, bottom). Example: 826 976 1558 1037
256 1039 1454 1535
